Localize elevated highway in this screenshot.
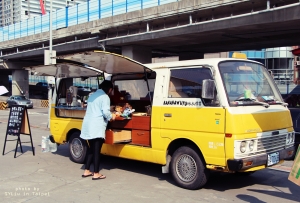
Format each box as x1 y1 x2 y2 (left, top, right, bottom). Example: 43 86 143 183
0 0 300 96
0 0 300 62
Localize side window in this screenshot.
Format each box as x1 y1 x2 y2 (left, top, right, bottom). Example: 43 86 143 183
114 79 155 101
168 68 219 106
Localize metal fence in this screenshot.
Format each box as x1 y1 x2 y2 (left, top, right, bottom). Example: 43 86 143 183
269 69 294 85
0 0 182 42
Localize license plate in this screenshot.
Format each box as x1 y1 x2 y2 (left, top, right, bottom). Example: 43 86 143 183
267 152 279 166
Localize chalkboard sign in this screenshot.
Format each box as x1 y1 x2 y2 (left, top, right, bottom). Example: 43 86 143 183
7 105 26 135
2 105 34 158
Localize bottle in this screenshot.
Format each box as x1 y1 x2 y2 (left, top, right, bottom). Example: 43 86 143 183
41 136 50 152
49 141 57 153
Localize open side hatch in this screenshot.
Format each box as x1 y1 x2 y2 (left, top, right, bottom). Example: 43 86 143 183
25 50 152 77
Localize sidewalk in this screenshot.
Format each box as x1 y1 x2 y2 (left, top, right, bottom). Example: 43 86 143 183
270 160 294 173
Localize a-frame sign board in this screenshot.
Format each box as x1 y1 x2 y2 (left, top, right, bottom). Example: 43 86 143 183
2 105 35 158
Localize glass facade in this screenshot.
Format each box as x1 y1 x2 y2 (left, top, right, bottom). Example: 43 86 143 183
230 47 294 86
0 0 87 27
265 47 294 85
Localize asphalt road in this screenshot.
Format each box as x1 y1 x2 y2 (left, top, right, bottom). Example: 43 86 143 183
0 108 299 203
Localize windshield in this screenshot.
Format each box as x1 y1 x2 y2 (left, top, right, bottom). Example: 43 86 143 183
15 96 27 100
219 61 283 106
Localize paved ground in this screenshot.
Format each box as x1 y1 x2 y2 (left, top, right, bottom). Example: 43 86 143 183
270 160 295 173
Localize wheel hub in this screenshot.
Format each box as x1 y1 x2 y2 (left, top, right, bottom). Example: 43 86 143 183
71 138 83 158
176 154 197 182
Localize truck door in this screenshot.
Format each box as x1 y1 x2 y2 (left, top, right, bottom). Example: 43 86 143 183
159 67 226 165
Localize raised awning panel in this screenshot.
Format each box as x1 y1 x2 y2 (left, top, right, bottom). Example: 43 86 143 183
57 51 151 74
25 61 102 78
25 51 152 78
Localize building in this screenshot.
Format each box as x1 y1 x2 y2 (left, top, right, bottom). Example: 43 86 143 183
0 0 87 27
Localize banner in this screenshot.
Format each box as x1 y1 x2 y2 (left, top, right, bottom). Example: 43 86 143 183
288 145 300 186
39 0 46 15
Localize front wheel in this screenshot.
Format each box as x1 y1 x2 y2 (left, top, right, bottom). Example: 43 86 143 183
170 146 209 190
69 131 87 163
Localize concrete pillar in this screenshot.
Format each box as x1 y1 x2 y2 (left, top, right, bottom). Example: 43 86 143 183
3 61 39 98
12 70 29 98
179 52 204 61
122 45 152 64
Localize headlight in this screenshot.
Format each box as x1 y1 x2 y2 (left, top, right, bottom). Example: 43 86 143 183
291 132 295 143
249 140 254 151
286 133 292 144
240 141 247 153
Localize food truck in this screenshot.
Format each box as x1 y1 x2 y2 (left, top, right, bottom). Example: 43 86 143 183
26 51 295 189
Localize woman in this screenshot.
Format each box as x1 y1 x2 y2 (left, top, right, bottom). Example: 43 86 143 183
80 80 116 180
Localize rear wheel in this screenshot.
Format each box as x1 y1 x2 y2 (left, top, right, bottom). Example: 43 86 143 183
69 131 87 163
170 146 209 190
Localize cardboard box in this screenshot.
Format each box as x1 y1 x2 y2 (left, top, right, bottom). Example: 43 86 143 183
288 145 300 186
105 129 131 144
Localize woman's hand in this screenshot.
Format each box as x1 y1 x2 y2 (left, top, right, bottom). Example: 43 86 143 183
111 113 116 121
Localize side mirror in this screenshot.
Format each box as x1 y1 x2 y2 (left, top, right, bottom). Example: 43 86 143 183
202 79 215 99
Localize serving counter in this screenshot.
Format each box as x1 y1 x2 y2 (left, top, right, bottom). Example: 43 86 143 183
54 106 151 146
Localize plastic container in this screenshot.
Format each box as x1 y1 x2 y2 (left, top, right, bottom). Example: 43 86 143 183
41 136 50 153
41 136 57 152
49 140 57 152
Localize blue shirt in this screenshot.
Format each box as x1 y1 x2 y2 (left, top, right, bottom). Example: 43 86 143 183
80 89 112 140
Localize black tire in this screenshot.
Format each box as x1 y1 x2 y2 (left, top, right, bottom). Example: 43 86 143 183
69 131 87 164
170 146 209 190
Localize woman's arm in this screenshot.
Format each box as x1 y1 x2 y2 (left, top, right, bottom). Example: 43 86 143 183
102 95 114 121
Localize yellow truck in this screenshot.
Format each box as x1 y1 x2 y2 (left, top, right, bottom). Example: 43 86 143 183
27 51 295 189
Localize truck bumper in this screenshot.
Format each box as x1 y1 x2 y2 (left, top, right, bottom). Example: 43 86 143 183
227 146 295 171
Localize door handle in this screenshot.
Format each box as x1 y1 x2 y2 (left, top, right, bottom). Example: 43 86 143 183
137 133 145 136
164 113 172 117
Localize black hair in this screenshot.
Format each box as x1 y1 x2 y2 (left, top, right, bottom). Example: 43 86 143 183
99 80 113 94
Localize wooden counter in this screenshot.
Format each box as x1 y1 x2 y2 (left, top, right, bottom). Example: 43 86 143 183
106 115 151 146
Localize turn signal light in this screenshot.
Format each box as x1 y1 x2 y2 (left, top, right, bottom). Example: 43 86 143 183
225 133 232 138
288 150 294 156
245 161 253 166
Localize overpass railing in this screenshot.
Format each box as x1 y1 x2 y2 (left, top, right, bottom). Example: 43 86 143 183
0 0 285 44
0 0 185 42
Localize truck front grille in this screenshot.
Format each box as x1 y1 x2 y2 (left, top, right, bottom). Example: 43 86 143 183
257 134 287 154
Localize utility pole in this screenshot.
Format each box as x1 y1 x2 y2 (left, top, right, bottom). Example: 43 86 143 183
44 0 56 129
44 0 56 66
49 0 53 65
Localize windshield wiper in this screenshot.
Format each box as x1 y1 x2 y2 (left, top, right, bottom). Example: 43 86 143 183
234 98 270 108
262 99 288 107
274 101 288 107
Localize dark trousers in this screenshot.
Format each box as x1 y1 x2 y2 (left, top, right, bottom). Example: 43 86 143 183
85 138 104 172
